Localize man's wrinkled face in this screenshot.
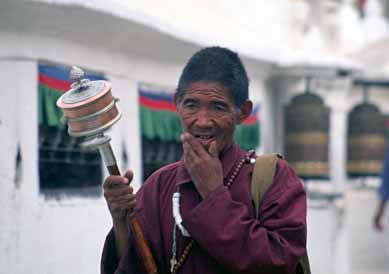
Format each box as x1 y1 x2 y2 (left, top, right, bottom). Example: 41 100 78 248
176 81 240 154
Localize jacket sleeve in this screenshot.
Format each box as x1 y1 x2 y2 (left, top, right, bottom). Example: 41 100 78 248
182 159 307 274
100 227 145 274
100 170 166 274
100 229 119 274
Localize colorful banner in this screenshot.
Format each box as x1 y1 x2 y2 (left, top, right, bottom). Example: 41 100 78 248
235 105 260 150
38 63 105 128
138 86 260 150
139 87 181 142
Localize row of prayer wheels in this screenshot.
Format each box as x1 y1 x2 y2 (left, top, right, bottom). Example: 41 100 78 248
284 93 386 179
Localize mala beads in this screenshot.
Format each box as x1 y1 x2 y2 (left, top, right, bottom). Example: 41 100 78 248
170 150 255 274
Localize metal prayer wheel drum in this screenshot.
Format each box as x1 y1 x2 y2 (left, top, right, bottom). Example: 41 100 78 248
347 103 385 177
284 93 330 179
56 66 121 137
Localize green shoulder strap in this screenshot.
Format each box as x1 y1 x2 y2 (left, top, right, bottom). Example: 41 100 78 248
251 154 312 274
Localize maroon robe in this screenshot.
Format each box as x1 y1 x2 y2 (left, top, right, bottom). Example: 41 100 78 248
101 143 307 274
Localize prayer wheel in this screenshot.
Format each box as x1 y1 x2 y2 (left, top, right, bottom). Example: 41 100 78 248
347 103 385 177
56 66 159 274
56 66 121 137
284 93 330 179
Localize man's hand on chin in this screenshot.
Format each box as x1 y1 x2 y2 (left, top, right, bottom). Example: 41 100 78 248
181 132 224 198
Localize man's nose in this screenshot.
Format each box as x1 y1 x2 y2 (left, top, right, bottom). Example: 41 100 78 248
194 109 213 127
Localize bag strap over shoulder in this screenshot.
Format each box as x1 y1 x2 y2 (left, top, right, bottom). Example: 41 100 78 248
250 153 312 274
251 153 282 216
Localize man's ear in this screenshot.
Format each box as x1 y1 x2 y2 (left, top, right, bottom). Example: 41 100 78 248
173 94 180 108
237 100 253 124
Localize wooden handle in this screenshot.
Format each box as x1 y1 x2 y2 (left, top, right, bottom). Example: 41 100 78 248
107 164 121 176
107 163 159 274
129 214 159 274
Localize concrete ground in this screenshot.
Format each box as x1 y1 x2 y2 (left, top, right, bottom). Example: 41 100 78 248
307 187 389 274
347 189 389 274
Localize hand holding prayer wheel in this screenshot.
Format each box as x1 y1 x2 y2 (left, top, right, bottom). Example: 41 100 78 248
56 66 158 274
103 170 136 220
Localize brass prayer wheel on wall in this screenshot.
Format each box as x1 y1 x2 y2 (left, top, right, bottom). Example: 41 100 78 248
347 103 385 177
284 93 330 179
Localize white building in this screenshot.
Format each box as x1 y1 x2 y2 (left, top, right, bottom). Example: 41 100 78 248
1 1 389 274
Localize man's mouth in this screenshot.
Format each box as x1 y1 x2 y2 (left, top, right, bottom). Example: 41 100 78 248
194 135 214 140
193 134 217 147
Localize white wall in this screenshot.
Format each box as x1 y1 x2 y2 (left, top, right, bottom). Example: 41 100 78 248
3 4 388 273
0 27 271 273
0 31 185 274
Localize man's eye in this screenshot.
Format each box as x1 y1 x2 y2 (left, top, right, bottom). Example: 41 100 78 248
183 102 197 109
214 104 228 111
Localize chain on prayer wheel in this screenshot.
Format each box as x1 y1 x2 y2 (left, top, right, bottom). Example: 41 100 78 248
284 93 330 179
347 103 385 177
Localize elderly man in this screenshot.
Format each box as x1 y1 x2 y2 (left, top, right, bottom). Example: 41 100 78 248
101 46 307 274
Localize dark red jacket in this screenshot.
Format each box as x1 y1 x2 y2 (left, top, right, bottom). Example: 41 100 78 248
101 144 307 274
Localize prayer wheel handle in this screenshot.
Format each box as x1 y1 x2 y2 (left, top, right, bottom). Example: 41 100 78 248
90 136 158 274
56 67 158 274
